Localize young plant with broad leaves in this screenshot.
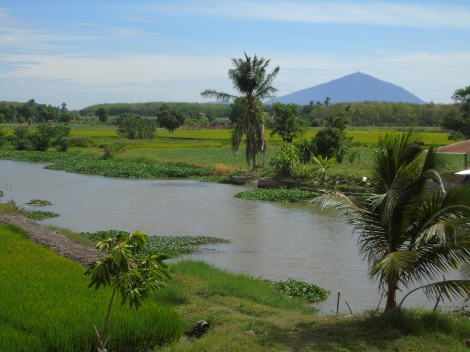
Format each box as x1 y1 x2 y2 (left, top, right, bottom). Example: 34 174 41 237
85 230 170 351
201 53 280 170
310 130 470 310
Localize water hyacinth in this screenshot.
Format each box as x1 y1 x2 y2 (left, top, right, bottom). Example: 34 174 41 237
28 211 60 220
80 230 230 257
0 150 210 178
273 279 330 302
235 187 316 203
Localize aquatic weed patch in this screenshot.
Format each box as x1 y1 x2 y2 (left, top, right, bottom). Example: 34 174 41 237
235 187 315 203
28 211 59 220
80 230 230 257
28 199 52 206
0 149 210 178
273 279 330 303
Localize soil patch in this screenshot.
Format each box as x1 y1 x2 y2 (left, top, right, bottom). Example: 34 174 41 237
0 215 102 266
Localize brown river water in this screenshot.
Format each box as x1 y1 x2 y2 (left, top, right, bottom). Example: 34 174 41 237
0 160 461 314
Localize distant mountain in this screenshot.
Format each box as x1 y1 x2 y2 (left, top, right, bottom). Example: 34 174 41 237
268 72 426 105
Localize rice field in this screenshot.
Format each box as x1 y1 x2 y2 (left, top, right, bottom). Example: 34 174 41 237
0 224 182 352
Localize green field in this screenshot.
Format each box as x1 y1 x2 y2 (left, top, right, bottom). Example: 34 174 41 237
0 224 182 352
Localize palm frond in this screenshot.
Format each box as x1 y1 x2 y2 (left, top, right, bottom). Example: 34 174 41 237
369 251 419 283
200 89 236 102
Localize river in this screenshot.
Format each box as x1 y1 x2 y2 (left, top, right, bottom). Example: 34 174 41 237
0 159 454 314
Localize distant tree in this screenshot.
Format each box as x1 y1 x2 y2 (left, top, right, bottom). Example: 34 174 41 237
201 53 280 170
96 107 109 123
12 126 31 150
0 128 4 148
270 102 304 143
61 102 67 112
59 112 74 123
17 103 37 121
0 103 15 122
156 104 186 133
311 105 354 163
441 86 470 139
0 113 4 124
324 97 331 106
117 113 155 139
228 97 247 125
28 124 56 151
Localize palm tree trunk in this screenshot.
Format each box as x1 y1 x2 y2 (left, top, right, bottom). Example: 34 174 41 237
385 280 397 310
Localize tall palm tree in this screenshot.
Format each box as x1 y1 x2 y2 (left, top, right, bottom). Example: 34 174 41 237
201 53 280 170
311 130 470 310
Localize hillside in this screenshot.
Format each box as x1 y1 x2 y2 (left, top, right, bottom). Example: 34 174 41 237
269 72 426 105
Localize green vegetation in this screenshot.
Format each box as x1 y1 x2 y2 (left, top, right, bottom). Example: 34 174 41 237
85 231 172 350
28 210 60 220
441 86 470 140
28 199 52 205
270 102 305 143
116 112 156 139
157 104 187 133
0 224 182 352
235 187 314 203
273 278 330 302
202 53 280 170
312 130 470 310
80 229 230 257
158 260 470 351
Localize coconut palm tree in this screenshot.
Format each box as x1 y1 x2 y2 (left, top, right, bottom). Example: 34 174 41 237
201 53 280 170
311 130 470 310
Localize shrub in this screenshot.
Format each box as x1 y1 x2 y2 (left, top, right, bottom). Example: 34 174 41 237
269 143 300 178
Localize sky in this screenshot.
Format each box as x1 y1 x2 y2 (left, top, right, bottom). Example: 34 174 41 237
0 0 469 110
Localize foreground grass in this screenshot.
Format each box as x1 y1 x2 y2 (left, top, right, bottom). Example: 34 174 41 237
0 224 182 352
156 261 470 351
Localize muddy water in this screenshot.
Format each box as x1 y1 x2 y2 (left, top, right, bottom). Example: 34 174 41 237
0 160 449 314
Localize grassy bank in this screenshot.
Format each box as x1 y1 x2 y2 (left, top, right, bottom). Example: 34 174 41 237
0 221 468 351
156 260 470 351
0 224 182 352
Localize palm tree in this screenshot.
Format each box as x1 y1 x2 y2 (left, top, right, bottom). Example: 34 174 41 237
201 53 280 170
311 130 470 310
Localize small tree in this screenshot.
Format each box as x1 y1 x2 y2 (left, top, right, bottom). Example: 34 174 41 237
270 102 304 143
269 143 301 178
12 125 31 150
312 155 335 182
156 104 186 133
85 231 170 351
96 107 109 123
117 113 155 139
311 105 354 163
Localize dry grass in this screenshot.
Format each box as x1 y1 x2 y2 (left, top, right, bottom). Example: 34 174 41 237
211 163 235 175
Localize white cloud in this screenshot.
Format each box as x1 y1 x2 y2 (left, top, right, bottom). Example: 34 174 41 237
1 50 468 108
154 1 470 30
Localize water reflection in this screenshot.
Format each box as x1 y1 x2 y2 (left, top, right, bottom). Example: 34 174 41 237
0 160 445 313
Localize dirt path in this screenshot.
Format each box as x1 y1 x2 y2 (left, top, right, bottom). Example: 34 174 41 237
0 215 103 266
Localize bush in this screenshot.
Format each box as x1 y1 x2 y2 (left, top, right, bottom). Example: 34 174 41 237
269 143 301 178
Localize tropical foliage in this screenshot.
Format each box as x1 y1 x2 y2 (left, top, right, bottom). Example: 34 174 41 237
311 130 470 310
440 86 470 139
235 187 314 203
311 105 354 163
116 113 155 139
201 53 280 170
273 279 330 302
269 102 305 143
85 230 171 350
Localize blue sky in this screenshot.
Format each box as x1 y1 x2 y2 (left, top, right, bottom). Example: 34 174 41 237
1 0 469 109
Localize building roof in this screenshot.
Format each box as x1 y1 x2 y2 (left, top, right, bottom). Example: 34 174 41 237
435 140 470 155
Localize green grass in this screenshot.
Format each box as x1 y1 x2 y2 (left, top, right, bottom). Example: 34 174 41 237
156 260 470 352
0 224 183 352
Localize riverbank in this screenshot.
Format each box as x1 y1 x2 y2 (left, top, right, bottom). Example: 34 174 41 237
1 207 469 351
